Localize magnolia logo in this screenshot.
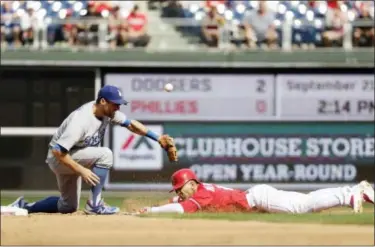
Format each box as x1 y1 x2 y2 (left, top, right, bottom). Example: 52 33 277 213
120 134 155 161
122 134 153 150
120 134 155 160
113 125 163 171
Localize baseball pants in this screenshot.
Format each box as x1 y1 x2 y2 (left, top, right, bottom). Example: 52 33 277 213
46 146 113 213
245 184 353 213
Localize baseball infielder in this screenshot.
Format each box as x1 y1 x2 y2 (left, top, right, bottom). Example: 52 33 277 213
9 85 178 215
136 168 374 215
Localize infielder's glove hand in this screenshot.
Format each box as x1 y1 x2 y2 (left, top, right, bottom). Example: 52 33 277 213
158 134 178 162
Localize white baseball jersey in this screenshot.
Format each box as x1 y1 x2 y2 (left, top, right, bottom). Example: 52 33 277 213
49 101 127 151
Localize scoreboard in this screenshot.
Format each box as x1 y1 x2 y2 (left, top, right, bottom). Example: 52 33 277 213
105 74 275 121
105 73 374 121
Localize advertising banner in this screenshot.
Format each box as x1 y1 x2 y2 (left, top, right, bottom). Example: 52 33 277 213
106 122 374 191
104 74 275 121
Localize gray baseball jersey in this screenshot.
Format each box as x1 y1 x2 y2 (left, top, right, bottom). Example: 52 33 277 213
45 101 128 212
49 101 127 152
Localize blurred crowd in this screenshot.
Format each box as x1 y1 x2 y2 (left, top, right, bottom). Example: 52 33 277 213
157 0 374 49
1 0 374 49
1 0 150 48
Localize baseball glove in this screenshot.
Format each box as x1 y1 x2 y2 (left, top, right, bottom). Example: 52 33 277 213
158 134 178 162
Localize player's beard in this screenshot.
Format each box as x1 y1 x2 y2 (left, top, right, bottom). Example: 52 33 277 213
105 108 115 118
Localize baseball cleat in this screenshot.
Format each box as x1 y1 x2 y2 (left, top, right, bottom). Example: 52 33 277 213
358 180 374 204
83 199 120 215
351 185 364 214
8 196 26 208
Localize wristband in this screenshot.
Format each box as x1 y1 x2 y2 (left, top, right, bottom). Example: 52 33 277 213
52 144 68 153
145 130 160 142
122 119 131 127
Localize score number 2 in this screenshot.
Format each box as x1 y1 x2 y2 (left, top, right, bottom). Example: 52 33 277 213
256 79 266 93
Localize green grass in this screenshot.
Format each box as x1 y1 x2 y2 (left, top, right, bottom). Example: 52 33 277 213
2 196 374 226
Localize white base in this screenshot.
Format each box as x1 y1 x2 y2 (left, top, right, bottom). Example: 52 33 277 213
1 206 28 216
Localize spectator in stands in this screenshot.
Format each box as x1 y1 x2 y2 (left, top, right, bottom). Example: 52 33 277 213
110 1 134 14
353 3 374 47
91 1 113 14
322 4 347 47
1 1 22 47
107 5 128 49
242 1 278 49
76 2 103 46
326 0 343 11
201 6 224 48
63 9 78 46
19 7 35 46
205 0 225 8
148 0 167 10
307 0 317 9
124 4 151 47
161 0 184 18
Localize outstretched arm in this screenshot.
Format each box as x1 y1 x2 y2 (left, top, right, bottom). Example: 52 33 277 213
112 111 160 141
122 119 160 141
142 203 185 214
139 196 202 215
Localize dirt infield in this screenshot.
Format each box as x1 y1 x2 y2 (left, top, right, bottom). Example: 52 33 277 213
1 214 374 245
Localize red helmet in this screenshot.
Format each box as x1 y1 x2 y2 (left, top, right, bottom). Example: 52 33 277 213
170 168 199 192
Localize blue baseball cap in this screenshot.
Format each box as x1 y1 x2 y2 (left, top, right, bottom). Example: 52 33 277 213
97 85 128 105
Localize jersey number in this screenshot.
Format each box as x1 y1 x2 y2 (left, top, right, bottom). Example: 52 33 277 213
84 135 101 146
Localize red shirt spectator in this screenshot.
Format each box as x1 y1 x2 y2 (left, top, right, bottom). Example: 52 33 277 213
88 1 112 14
126 9 147 32
97 3 112 13
206 0 225 8
63 9 74 31
307 0 316 8
327 0 340 9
